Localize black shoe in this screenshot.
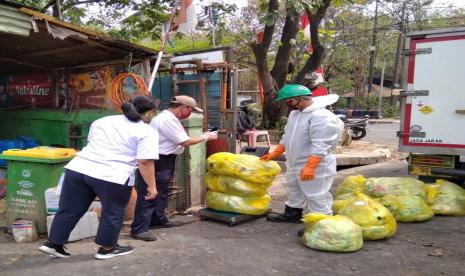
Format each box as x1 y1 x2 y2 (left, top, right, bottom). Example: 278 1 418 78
149 221 184 229
266 205 303 223
38 241 71 258
131 232 157 242
94 244 134 260
297 228 305 237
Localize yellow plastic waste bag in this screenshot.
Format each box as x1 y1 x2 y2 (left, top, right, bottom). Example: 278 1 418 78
379 195 434 222
364 177 427 199
204 172 268 198
205 190 271 215
338 193 397 240
332 193 358 214
207 152 281 184
429 180 465 216
301 213 363 253
335 175 367 197
425 184 438 206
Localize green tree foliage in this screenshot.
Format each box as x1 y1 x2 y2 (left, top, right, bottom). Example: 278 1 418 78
10 0 173 39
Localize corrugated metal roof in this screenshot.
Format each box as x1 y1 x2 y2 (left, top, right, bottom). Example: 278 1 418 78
0 3 32 36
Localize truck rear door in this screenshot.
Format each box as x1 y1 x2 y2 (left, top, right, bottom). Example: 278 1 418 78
399 28 465 156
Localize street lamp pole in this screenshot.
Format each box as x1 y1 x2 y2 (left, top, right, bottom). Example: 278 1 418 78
367 0 379 93
378 56 386 118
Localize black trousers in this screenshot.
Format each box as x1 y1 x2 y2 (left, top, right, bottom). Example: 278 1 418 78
131 154 177 235
49 169 131 247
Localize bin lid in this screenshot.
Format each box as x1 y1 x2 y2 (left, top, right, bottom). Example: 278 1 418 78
0 147 76 163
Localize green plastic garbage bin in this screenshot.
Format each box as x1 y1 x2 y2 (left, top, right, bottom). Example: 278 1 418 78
0 147 76 233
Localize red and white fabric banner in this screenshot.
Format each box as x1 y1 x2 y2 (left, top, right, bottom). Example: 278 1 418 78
300 13 311 40
312 67 328 97
175 0 198 34
314 66 325 84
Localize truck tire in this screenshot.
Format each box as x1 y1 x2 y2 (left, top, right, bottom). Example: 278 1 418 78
418 176 438 184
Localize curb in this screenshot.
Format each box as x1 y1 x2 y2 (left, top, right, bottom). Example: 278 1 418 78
368 120 400 124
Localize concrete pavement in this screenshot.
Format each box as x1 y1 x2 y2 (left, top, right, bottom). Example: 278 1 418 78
2 159 465 276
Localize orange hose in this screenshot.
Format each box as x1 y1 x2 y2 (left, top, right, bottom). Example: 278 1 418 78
109 73 149 112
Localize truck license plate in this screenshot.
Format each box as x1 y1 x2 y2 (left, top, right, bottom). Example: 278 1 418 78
409 165 432 176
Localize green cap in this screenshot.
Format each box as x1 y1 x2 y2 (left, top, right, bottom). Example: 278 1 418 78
275 84 312 102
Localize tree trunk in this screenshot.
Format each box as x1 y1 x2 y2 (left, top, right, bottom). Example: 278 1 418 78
52 0 63 18
250 0 280 128
253 46 280 128
250 0 332 127
270 12 300 88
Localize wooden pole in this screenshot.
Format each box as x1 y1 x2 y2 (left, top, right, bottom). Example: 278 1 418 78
147 2 179 92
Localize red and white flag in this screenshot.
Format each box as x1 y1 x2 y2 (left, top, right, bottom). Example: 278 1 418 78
315 66 325 84
311 67 328 97
300 13 311 40
175 0 198 34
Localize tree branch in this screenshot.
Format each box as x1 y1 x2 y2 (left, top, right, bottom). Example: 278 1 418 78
42 0 102 14
251 0 279 54
294 0 331 85
270 7 299 88
250 0 281 128
41 0 58 12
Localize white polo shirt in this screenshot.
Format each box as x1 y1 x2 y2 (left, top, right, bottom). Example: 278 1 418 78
150 110 189 155
65 115 159 185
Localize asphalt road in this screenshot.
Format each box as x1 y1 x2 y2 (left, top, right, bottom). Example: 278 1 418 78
365 121 400 149
3 161 465 276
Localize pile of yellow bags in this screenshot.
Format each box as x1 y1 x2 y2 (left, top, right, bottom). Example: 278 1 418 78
334 176 435 222
205 152 281 215
302 175 465 253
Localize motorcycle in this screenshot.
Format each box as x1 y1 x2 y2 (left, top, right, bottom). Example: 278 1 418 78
336 114 368 140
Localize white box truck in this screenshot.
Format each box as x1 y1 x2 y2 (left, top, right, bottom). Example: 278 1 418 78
399 27 465 184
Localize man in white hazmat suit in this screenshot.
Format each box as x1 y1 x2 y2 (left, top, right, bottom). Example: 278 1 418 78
260 84 344 227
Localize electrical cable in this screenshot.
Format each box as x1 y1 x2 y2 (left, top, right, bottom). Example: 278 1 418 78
109 73 149 112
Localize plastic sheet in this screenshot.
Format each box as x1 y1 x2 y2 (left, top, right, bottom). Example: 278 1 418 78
204 172 268 198
429 180 465 216
301 213 363 253
364 177 427 199
379 195 434 222
335 175 367 196
205 190 271 215
207 152 281 184
338 193 397 240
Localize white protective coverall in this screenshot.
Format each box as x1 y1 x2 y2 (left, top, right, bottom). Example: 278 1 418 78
279 95 344 214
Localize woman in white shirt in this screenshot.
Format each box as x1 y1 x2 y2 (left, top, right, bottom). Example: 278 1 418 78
39 95 159 260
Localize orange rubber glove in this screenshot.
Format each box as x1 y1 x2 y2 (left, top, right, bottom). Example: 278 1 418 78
300 156 321 181
260 144 285 161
